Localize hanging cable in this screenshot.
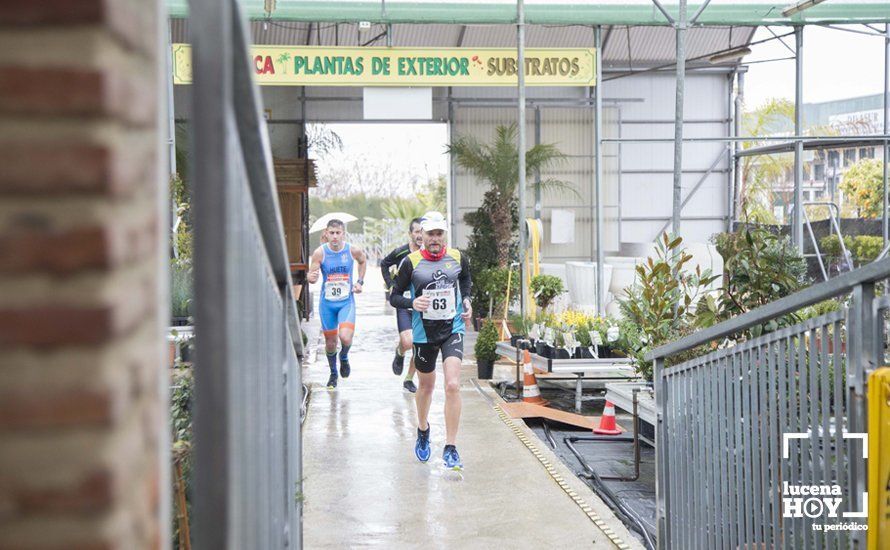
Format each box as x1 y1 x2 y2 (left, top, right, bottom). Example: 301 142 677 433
564 436 656 550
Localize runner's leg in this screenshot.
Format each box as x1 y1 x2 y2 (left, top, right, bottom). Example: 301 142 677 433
337 299 356 377
399 330 415 379
338 298 355 350
320 302 340 372
338 323 354 355
323 331 338 372
413 343 437 430
393 308 413 376
442 356 462 445
441 333 465 446
320 302 340 387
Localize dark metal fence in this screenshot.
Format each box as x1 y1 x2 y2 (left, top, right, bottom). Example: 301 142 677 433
649 259 890 549
190 0 303 547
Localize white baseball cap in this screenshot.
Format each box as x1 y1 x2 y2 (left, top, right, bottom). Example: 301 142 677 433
420 211 448 232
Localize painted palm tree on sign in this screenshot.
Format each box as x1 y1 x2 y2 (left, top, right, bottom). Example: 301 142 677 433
277 52 292 74
447 123 572 266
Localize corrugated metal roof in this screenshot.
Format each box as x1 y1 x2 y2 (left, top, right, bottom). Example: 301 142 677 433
604 25 756 65
171 19 758 67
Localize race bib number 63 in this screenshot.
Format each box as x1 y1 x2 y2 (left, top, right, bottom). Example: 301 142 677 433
423 287 456 320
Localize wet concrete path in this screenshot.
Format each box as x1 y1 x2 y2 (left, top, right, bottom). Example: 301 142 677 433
301 270 642 549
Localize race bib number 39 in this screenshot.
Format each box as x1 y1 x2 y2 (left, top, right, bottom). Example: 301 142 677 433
325 276 350 302
423 287 456 320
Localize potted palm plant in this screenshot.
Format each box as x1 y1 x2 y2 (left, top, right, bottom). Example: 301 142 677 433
448 123 573 274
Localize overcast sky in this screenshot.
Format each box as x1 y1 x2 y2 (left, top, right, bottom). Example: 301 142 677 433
315 24 887 194
744 25 887 108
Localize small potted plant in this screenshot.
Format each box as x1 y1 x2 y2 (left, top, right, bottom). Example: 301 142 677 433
529 274 564 312
552 332 571 359
474 319 499 380
576 323 595 358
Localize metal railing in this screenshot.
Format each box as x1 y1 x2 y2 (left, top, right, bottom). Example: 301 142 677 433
190 0 303 548
803 201 854 281
648 258 890 549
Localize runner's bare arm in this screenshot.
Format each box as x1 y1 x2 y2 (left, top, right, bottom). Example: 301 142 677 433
306 247 323 284
459 253 472 321
351 245 367 293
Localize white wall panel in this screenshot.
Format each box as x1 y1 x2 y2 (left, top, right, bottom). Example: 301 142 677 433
451 98 620 262
605 72 731 246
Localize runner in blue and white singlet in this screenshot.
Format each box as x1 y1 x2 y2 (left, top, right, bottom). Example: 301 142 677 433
307 219 367 389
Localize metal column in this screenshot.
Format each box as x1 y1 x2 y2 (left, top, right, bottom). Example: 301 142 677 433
671 0 688 236
793 26 804 252
166 23 177 177
881 24 890 247
192 0 232 546
448 88 457 236
733 71 744 229
726 70 735 232
594 26 604 315
517 0 527 321
534 105 542 220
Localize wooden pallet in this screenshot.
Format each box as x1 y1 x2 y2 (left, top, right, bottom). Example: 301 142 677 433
501 402 625 432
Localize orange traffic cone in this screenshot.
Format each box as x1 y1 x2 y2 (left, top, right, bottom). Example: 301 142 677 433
522 350 547 405
593 401 623 435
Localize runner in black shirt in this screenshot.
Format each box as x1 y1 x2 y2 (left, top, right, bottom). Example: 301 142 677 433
380 218 423 392
390 212 472 470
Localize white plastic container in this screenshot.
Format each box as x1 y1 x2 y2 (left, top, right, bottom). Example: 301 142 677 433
565 261 612 309
604 256 644 296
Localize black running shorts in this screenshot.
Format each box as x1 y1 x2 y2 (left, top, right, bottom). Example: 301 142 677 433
412 332 464 374
396 308 413 333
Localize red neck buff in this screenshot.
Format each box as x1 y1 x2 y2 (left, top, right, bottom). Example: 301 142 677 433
421 246 447 262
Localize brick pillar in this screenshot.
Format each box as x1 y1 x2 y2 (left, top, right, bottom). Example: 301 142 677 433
0 2 167 549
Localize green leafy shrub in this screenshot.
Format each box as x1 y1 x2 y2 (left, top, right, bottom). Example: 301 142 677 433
618 233 718 381
529 274 564 311
819 234 853 258
171 174 192 263
799 299 843 321
171 262 193 319
851 235 883 264
820 234 881 267
473 266 519 318
840 158 885 217
704 226 807 336
171 366 193 548
474 319 500 363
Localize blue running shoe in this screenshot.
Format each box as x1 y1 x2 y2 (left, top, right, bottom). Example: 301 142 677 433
339 357 351 378
326 372 338 389
443 445 463 470
414 427 431 462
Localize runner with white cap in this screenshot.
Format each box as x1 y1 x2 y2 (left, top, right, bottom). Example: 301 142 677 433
389 211 472 470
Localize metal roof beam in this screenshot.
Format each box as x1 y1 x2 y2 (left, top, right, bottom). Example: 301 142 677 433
166 2 890 27
650 0 676 25
689 0 714 25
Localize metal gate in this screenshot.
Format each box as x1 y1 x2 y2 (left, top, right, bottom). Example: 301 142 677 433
190 0 303 548
649 260 890 548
